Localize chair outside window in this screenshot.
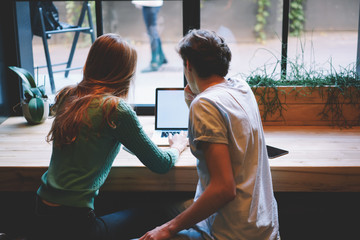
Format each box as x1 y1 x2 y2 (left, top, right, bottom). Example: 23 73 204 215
31 1 95 93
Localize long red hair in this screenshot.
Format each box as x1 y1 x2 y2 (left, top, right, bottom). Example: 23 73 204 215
47 33 137 146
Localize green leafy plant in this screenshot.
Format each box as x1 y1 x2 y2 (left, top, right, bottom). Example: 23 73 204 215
244 61 360 128
255 0 305 42
254 0 271 43
65 1 95 47
289 0 304 37
9 66 49 124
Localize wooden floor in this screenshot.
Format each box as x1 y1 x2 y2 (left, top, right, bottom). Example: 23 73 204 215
1 116 360 192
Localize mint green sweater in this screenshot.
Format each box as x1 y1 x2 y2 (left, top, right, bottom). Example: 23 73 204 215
37 99 178 209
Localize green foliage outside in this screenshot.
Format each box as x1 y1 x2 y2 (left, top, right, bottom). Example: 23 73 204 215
64 0 304 44
255 0 305 43
289 0 304 37
64 1 96 47
240 58 360 127
254 0 271 43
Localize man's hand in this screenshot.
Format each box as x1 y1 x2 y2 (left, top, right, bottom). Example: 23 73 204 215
139 223 173 240
169 131 188 154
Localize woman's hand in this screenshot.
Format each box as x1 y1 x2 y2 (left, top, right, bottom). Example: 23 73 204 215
168 131 188 154
184 84 196 107
139 223 173 240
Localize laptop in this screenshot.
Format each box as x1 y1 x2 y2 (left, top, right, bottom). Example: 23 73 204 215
151 88 189 146
150 88 289 158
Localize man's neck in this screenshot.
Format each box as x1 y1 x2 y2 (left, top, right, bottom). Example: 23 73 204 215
197 75 226 93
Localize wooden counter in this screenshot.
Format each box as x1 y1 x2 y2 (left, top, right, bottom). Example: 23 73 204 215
1 117 359 192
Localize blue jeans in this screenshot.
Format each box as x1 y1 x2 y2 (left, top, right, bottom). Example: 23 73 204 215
31 196 176 240
131 199 208 240
142 6 161 53
131 229 205 240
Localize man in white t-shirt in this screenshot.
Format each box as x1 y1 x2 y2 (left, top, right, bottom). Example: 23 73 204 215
139 29 280 240
132 0 167 72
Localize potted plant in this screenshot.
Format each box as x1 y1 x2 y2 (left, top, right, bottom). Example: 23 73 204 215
9 66 49 124
242 62 360 128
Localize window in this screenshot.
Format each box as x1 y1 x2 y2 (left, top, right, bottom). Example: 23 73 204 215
102 0 183 105
32 1 94 100
286 0 358 76
29 0 360 110
200 0 283 79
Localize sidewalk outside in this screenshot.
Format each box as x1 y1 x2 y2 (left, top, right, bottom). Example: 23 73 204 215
32 31 358 105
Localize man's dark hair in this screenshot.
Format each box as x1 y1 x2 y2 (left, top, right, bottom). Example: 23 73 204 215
177 29 232 78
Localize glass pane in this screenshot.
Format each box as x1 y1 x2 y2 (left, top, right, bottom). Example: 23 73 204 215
200 0 283 80
32 1 95 101
287 0 358 78
102 0 183 105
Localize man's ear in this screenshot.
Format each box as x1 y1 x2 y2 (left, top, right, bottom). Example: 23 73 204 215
186 60 192 71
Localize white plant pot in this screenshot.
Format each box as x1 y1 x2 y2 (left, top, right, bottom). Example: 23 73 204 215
22 98 49 124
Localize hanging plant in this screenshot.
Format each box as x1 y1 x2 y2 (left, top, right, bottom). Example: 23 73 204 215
289 0 305 37
254 0 271 43
254 0 305 42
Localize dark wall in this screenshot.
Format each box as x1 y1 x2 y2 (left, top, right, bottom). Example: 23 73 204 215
276 192 360 240
0 191 359 240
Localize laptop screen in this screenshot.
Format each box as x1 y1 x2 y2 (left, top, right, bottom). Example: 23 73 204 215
155 88 189 130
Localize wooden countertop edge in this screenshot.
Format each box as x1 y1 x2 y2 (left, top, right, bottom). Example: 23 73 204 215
1 166 359 192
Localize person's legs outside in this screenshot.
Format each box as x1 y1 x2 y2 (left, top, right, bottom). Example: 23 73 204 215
142 6 160 55
141 6 167 72
157 38 167 65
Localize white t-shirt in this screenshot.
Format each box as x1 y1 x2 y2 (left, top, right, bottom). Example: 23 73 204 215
188 78 279 240
131 0 163 7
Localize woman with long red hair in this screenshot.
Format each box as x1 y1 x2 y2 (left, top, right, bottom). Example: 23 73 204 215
32 33 188 240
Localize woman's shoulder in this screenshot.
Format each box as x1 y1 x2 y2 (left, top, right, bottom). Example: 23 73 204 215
99 95 131 110
117 98 134 113
112 98 137 120
89 96 135 119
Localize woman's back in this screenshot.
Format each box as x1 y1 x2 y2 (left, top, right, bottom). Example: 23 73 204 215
38 98 178 209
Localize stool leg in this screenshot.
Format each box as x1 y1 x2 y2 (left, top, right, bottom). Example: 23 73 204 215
42 36 55 94
39 7 56 94
86 1 96 43
65 1 88 78
64 31 81 78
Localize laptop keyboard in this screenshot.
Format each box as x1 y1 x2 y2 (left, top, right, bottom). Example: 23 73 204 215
161 131 181 138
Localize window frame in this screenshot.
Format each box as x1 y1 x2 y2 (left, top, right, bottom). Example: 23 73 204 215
129 0 359 115
6 0 360 119
95 0 200 115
